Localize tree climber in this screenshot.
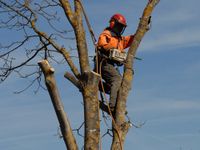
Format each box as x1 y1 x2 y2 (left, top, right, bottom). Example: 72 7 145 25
97 13 134 111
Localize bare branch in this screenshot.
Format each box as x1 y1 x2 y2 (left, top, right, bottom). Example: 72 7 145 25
64 71 82 90
38 60 78 150
0 35 38 58
59 0 77 27
73 122 85 138
13 69 43 94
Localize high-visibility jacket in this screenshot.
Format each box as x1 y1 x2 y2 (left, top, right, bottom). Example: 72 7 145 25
97 29 134 53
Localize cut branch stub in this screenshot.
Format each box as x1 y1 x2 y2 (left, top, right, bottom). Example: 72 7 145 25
38 60 78 150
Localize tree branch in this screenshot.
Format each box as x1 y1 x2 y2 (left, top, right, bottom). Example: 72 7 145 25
38 59 78 150
112 0 160 149
64 71 82 90
23 3 81 78
59 0 90 74
59 0 77 27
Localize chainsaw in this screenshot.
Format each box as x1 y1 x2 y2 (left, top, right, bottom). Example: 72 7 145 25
109 49 127 63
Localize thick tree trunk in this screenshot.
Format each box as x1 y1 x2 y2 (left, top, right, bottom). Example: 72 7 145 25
38 60 78 150
60 1 101 149
112 1 160 149
81 71 101 150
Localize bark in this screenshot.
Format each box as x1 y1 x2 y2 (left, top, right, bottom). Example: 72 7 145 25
74 0 90 73
60 1 101 149
112 0 160 149
38 60 78 150
59 0 90 74
81 71 101 150
65 70 103 149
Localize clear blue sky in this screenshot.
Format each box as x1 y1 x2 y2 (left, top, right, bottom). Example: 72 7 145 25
0 0 200 150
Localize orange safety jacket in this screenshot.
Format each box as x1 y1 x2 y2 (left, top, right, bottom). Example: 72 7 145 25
97 29 134 53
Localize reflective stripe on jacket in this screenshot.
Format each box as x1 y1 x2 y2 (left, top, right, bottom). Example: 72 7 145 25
97 29 134 52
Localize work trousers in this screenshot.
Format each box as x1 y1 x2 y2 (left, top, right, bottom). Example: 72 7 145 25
101 60 122 108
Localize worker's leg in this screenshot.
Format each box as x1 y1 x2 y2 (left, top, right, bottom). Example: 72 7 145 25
101 62 122 108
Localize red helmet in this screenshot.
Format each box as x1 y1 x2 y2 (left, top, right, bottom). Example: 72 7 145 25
110 13 127 26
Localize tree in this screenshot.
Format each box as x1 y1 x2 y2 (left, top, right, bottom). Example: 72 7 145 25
0 0 160 149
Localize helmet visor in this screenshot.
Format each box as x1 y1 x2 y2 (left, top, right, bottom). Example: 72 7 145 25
112 22 126 36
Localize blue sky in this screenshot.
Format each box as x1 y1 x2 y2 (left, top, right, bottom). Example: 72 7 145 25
0 0 200 150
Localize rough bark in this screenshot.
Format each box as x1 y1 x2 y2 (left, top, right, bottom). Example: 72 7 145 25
60 1 101 149
38 60 78 150
112 0 160 149
81 71 101 149
59 0 90 74
65 70 102 150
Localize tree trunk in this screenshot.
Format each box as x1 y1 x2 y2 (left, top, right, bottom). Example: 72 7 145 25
112 0 160 149
38 60 78 150
60 1 101 149
81 71 101 150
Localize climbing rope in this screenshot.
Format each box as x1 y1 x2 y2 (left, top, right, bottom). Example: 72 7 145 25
99 58 123 150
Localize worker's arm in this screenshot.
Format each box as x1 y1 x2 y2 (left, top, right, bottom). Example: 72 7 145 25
123 34 135 49
97 32 115 51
